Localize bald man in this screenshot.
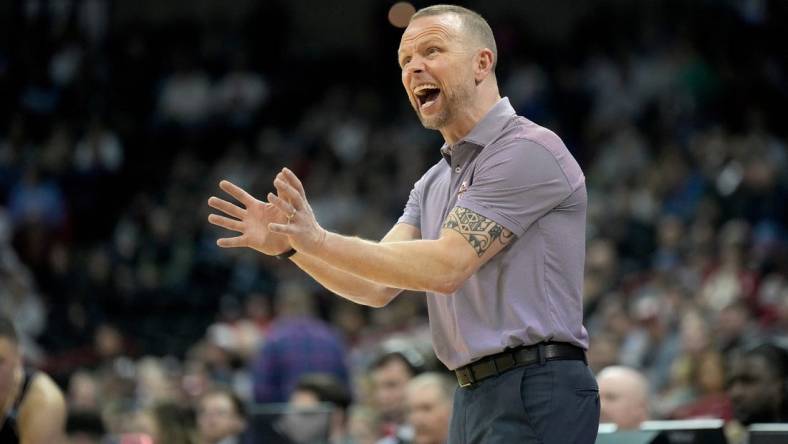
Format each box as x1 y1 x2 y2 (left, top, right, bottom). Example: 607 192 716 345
597 366 650 430
209 4 598 443
406 373 454 444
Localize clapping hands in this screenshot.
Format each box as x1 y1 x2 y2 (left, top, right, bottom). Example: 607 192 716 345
208 168 326 257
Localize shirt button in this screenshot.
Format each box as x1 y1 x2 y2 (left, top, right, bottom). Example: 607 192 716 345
454 166 461 173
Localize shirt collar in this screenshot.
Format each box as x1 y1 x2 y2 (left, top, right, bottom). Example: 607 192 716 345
440 97 516 162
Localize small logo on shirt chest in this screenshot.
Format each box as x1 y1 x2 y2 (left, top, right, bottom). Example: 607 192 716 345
457 180 469 199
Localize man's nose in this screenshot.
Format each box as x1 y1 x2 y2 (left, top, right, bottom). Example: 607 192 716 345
406 56 425 74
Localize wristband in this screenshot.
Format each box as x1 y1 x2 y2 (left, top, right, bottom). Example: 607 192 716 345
276 248 297 260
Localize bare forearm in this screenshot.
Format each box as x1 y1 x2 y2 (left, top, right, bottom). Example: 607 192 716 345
290 252 402 307
309 232 468 294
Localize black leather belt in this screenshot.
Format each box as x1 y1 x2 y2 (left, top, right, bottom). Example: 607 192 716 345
454 342 586 388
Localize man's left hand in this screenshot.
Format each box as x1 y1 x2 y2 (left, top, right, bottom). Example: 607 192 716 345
267 168 328 255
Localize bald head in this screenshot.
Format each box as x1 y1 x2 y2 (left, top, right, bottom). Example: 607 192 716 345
410 5 497 72
406 372 455 402
406 373 454 444
597 366 650 430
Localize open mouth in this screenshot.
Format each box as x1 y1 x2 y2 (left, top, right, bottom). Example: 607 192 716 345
413 84 441 110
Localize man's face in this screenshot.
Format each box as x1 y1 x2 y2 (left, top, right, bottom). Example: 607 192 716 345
407 384 451 444
598 373 647 430
728 355 782 425
372 359 413 422
0 338 19 400
398 14 476 130
290 389 320 408
197 393 245 443
286 389 333 441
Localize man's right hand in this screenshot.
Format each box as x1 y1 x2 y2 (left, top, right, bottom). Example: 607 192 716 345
208 180 291 256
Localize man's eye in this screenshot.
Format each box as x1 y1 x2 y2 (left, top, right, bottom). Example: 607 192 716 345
427 47 439 55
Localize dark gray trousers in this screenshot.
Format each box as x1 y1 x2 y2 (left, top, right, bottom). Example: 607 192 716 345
448 359 600 444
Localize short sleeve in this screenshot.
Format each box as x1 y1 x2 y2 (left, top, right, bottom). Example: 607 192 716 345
457 139 573 237
397 176 423 228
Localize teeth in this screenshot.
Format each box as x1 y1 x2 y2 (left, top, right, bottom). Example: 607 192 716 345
413 83 440 95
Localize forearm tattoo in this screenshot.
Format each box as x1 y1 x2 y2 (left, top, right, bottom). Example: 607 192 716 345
443 207 515 257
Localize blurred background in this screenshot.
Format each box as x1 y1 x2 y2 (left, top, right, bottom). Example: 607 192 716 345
0 0 786 443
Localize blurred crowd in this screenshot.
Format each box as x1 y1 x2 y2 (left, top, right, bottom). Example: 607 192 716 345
0 0 787 443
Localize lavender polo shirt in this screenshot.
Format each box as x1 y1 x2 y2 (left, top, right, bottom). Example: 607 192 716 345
397 98 589 370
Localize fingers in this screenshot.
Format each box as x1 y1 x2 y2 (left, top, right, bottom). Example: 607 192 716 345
217 236 246 248
219 180 255 206
273 178 304 210
208 214 244 233
208 196 246 219
267 192 295 217
268 222 296 235
281 168 306 198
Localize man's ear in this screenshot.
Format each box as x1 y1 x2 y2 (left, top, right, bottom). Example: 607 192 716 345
474 48 495 83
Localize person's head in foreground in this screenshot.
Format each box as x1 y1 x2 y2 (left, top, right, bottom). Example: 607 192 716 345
728 343 788 425
196 388 247 444
289 373 353 443
597 365 650 430
398 4 500 143
406 372 455 444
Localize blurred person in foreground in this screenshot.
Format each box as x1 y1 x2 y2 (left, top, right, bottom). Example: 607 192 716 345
196 388 247 444
0 315 66 443
597 366 650 430
405 373 454 444
209 4 598 443
289 373 353 444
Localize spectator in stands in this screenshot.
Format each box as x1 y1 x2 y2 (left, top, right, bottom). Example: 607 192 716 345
65 410 106 444
405 373 454 444
597 365 650 430
196 388 247 444
135 401 197 444
348 406 383 444
0 211 46 362
252 280 349 402
7 164 66 230
728 343 788 425
73 117 124 174
370 351 419 444
671 350 732 421
213 51 269 128
157 54 212 128
289 373 354 444
66 370 100 411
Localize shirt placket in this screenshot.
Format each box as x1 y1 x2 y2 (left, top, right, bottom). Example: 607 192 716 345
441 144 470 222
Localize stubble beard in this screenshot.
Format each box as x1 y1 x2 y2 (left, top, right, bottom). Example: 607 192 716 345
417 82 472 131
419 101 452 130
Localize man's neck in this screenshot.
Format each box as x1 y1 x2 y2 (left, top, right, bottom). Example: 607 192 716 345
439 91 501 145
